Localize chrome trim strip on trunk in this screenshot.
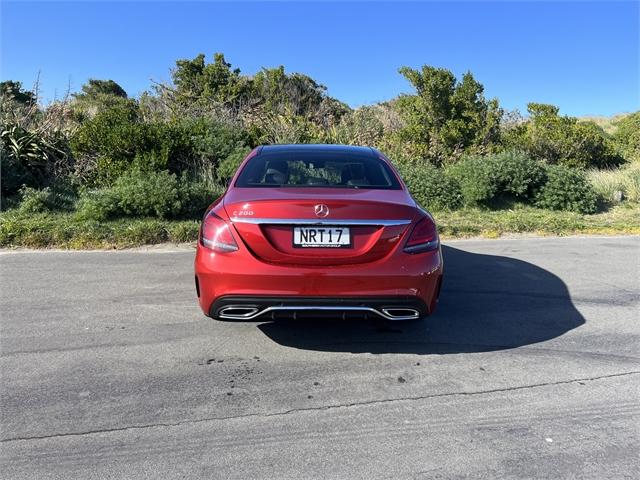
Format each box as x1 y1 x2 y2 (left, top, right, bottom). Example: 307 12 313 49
230 217 412 226
216 305 420 321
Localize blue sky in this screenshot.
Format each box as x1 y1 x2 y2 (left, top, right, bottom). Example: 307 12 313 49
1 1 638 116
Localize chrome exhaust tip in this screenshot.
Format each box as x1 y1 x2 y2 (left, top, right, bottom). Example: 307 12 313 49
380 308 420 320
217 305 261 319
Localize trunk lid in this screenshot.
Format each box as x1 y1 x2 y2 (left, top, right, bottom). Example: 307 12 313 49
224 187 417 266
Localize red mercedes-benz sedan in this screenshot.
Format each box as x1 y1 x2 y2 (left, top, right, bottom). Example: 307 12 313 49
194 144 443 321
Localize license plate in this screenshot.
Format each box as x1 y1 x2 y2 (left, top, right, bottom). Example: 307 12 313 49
293 226 351 248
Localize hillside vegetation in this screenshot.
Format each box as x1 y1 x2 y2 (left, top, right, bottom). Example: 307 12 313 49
1 53 639 247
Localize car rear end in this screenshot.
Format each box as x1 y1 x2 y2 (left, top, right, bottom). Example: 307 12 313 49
194 145 443 321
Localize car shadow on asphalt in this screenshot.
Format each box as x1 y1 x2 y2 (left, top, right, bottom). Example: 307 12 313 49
257 245 586 354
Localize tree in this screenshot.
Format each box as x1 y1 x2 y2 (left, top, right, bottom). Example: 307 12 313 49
172 53 250 106
612 112 640 162
394 66 502 164
252 66 327 116
73 79 127 100
0 81 36 105
503 103 624 168
70 79 129 118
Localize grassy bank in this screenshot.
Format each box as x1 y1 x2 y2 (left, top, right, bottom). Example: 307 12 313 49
1 204 638 249
0 212 199 249
436 203 640 238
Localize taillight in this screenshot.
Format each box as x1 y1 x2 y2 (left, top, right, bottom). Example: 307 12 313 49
200 212 238 252
404 215 439 253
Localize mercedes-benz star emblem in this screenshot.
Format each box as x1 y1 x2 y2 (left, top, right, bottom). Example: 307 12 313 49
314 204 329 218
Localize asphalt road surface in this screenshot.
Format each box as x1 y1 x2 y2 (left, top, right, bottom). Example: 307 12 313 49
1 236 639 479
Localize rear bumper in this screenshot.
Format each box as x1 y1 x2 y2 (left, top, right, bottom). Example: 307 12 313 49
194 245 443 319
209 295 430 320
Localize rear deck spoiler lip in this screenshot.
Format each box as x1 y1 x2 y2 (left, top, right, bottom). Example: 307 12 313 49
229 217 412 226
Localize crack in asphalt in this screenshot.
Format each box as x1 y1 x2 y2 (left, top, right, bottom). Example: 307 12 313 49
3 370 639 444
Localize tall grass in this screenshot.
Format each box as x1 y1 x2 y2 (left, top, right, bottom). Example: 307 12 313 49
588 163 640 204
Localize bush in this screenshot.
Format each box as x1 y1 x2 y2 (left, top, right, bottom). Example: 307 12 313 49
76 169 222 221
425 151 544 208
71 106 252 187
177 176 223 218
77 169 180 220
17 187 53 214
1 124 71 196
502 103 624 169
535 165 598 213
445 156 499 206
396 162 462 210
491 151 545 199
75 188 121 221
70 100 144 184
216 146 252 181
190 119 250 163
394 66 502 165
16 181 78 214
612 112 640 162
70 102 197 185
113 169 181 218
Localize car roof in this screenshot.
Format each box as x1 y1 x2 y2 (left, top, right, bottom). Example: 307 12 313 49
258 144 377 157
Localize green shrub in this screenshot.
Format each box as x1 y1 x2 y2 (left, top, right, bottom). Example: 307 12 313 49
428 151 544 208
216 146 252 181
190 119 250 162
132 149 171 173
77 169 180 220
1 124 71 196
16 181 78 214
445 156 499 206
76 169 223 221
394 66 502 165
502 103 624 169
17 187 53 214
70 103 196 185
535 165 598 213
71 107 251 186
396 162 462 210
177 176 223 218
612 112 640 162
491 151 545 199
70 100 144 184
113 169 181 218
75 189 120 221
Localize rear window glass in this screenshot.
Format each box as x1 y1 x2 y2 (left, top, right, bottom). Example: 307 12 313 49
235 151 401 189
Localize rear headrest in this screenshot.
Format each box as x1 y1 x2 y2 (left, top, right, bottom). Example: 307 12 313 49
264 168 287 185
342 163 368 184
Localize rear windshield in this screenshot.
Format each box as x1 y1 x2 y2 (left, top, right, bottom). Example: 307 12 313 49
234 151 402 189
